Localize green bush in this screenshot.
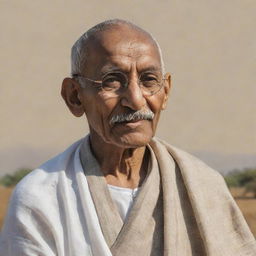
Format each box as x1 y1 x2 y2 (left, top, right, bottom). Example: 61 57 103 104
225 168 256 188
244 180 256 198
0 168 32 187
237 169 256 186
224 175 240 187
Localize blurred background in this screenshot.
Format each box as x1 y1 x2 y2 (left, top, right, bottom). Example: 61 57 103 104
0 0 256 235
0 0 255 175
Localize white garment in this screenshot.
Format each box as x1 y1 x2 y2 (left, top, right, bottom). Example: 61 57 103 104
0 139 112 256
107 185 139 221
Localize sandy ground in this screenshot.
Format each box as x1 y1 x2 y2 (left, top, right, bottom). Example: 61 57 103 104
0 186 13 228
229 187 256 236
0 186 255 237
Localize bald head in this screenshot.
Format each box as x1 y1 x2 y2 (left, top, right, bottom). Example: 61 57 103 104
71 19 165 76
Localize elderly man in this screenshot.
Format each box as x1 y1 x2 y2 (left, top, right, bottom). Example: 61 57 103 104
1 19 256 256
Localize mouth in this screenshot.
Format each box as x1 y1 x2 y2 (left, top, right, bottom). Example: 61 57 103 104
114 119 147 128
117 118 144 123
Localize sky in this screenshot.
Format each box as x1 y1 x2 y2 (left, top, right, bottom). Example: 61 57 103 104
0 0 255 175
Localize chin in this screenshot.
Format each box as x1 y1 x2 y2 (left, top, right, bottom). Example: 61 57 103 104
111 132 153 148
107 120 156 148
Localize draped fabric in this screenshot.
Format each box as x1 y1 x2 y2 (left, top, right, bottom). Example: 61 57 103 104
151 138 256 255
80 137 164 255
1 136 256 256
80 136 256 255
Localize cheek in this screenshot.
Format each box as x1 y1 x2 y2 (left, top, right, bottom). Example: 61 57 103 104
148 95 165 118
82 93 118 137
147 94 166 132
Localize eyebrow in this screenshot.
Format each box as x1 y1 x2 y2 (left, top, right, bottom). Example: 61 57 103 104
100 66 123 76
139 66 162 73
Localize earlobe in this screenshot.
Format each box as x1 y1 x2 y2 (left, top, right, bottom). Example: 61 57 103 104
161 73 172 110
61 78 85 117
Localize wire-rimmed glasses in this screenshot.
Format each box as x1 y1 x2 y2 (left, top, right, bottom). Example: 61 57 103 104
72 71 166 96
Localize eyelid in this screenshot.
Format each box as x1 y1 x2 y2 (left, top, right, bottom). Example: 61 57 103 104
141 73 158 77
139 72 160 78
102 72 127 80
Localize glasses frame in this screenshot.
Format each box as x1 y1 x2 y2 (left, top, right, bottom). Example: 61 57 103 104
72 71 167 96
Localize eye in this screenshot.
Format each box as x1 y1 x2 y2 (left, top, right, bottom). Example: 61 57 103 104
102 74 124 91
140 74 159 87
104 76 119 84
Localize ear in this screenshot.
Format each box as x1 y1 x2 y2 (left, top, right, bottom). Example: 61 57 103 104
61 78 84 117
161 73 172 110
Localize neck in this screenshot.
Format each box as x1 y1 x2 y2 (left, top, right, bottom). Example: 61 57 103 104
89 132 149 189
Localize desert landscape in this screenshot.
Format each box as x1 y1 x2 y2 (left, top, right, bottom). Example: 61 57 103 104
1 186 255 237
229 188 256 236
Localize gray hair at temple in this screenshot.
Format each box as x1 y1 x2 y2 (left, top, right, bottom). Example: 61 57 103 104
71 19 166 77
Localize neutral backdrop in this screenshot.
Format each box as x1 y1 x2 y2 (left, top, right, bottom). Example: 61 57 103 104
1 0 255 175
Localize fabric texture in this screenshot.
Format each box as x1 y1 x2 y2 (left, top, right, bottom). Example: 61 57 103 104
0 135 256 256
80 137 164 255
107 185 139 221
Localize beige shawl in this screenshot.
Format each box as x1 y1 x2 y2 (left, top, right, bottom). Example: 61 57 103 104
80 137 256 256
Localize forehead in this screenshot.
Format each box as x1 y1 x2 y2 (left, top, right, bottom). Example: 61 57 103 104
84 26 162 75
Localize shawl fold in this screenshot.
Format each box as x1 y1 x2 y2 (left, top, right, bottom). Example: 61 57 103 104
80 137 164 255
1 136 256 256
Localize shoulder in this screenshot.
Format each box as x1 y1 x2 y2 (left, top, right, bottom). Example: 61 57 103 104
11 139 83 208
151 137 226 183
151 137 233 211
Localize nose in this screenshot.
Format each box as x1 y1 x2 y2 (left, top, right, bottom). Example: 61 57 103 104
120 76 146 111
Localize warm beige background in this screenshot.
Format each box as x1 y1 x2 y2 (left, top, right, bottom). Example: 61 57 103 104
0 0 255 175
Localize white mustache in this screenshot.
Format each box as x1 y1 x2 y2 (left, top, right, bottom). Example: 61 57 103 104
109 109 154 125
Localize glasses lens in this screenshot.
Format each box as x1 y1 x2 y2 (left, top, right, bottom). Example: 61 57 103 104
139 73 162 95
100 72 163 96
102 73 127 92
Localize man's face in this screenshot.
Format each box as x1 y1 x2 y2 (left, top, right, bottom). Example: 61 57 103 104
78 26 171 148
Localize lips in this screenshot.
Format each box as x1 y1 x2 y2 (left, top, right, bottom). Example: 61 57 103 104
117 118 144 124
114 119 146 129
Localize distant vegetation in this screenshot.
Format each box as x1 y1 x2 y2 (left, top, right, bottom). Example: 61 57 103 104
0 168 32 187
1 167 256 197
225 168 256 197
